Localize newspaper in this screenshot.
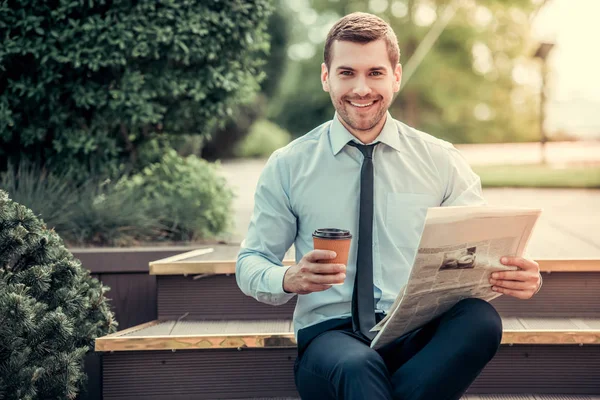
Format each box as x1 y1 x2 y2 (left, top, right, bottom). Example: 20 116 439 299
370 206 542 350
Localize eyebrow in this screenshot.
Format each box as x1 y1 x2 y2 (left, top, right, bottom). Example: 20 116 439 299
336 66 387 72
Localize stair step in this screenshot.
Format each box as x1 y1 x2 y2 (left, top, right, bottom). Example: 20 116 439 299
155 271 600 320
101 344 600 398
96 316 600 352
151 253 600 320
240 397 600 400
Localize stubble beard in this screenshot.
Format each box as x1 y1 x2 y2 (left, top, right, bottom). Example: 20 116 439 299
334 94 389 133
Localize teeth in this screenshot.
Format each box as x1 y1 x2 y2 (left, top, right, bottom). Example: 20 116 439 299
350 101 373 108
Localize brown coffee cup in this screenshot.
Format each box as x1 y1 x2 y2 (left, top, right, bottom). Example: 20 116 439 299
312 228 352 266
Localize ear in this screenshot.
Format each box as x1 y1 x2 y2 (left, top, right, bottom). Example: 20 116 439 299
393 63 402 93
321 63 330 92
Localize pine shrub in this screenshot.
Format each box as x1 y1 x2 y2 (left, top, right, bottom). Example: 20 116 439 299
0 190 117 399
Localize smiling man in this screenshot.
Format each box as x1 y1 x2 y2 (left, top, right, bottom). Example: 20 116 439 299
236 12 541 400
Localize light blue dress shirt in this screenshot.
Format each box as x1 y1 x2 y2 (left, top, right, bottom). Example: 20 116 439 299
236 112 486 337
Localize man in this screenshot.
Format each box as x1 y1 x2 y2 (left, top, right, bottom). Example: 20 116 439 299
236 12 541 400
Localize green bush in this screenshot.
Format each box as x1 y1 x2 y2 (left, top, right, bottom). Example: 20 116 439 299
0 162 82 237
1 163 161 247
235 119 292 158
0 154 234 246
0 0 273 180
0 190 117 399
115 150 234 241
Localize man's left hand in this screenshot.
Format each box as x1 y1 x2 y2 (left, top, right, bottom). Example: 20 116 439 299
489 257 541 299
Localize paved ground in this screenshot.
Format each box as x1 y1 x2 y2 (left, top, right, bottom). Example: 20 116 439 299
454 141 600 166
218 144 600 259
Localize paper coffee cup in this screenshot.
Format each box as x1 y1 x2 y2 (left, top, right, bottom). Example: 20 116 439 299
312 228 352 285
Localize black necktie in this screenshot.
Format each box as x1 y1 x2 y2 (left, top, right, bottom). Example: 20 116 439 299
348 141 378 340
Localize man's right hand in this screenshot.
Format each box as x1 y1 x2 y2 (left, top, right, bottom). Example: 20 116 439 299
283 250 347 295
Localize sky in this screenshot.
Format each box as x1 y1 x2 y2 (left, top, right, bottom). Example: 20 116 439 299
532 0 600 138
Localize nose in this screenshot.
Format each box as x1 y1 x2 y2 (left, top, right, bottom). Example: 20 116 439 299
352 76 372 98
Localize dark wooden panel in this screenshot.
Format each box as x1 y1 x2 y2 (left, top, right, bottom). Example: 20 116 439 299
158 275 296 320
469 345 600 394
78 273 103 400
72 248 190 274
158 272 600 321
491 272 600 317
103 349 298 399
102 345 600 398
78 353 102 400
100 274 157 330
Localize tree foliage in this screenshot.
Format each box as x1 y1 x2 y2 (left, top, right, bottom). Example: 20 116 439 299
270 0 541 144
0 0 273 178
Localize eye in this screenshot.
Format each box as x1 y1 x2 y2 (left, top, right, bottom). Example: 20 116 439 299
340 71 353 76
371 71 383 76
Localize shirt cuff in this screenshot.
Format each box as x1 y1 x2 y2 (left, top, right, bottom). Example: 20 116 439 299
267 264 294 295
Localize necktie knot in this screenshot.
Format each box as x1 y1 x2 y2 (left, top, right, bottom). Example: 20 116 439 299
348 141 378 159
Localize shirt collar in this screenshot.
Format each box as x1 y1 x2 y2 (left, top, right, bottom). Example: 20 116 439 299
329 111 403 156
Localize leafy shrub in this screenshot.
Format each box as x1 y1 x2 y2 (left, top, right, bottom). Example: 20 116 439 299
235 119 292 158
1 163 161 247
0 162 82 236
115 150 234 241
0 154 234 246
0 0 273 180
0 190 117 399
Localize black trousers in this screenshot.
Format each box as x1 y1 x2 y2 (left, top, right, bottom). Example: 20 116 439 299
294 298 503 400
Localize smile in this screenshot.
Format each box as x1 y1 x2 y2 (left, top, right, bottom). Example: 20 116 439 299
348 100 377 108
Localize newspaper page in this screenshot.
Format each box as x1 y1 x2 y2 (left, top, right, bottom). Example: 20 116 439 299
370 206 542 350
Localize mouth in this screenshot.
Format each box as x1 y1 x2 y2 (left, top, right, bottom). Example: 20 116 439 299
347 99 378 110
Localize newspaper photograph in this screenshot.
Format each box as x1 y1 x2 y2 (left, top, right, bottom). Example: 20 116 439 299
370 206 542 350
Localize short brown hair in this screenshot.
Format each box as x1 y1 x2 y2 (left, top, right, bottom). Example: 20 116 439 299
324 12 400 69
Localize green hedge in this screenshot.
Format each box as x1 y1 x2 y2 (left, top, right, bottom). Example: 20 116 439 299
0 0 273 180
1 153 234 246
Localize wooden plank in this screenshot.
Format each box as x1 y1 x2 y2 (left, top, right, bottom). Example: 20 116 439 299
148 247 214 265
95 332 296 352
538 259 600 272
96 317 600 351
502 330 600 345
149 259 295 275
149 258 600 276
101 320 160 338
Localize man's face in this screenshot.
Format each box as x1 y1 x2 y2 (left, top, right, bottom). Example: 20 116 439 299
322 39 402 137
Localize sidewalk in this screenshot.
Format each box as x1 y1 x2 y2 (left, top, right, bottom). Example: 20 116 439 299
219 154 600 259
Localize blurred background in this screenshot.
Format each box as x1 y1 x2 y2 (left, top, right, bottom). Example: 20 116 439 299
1 0 598 247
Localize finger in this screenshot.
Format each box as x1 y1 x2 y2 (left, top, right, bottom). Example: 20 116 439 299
305 250 337 263
490 270 538 281
491 285 532 299
489 279 535 291
309 272 346 285
310 263 346 274
501 256 539 272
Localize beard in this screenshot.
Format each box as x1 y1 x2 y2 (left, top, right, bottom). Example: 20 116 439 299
332 93 389 133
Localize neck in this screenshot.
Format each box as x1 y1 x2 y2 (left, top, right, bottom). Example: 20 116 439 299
338 114 387 144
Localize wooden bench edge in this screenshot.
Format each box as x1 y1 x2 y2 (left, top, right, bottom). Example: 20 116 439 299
148 258 600 276
95 323 600 352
